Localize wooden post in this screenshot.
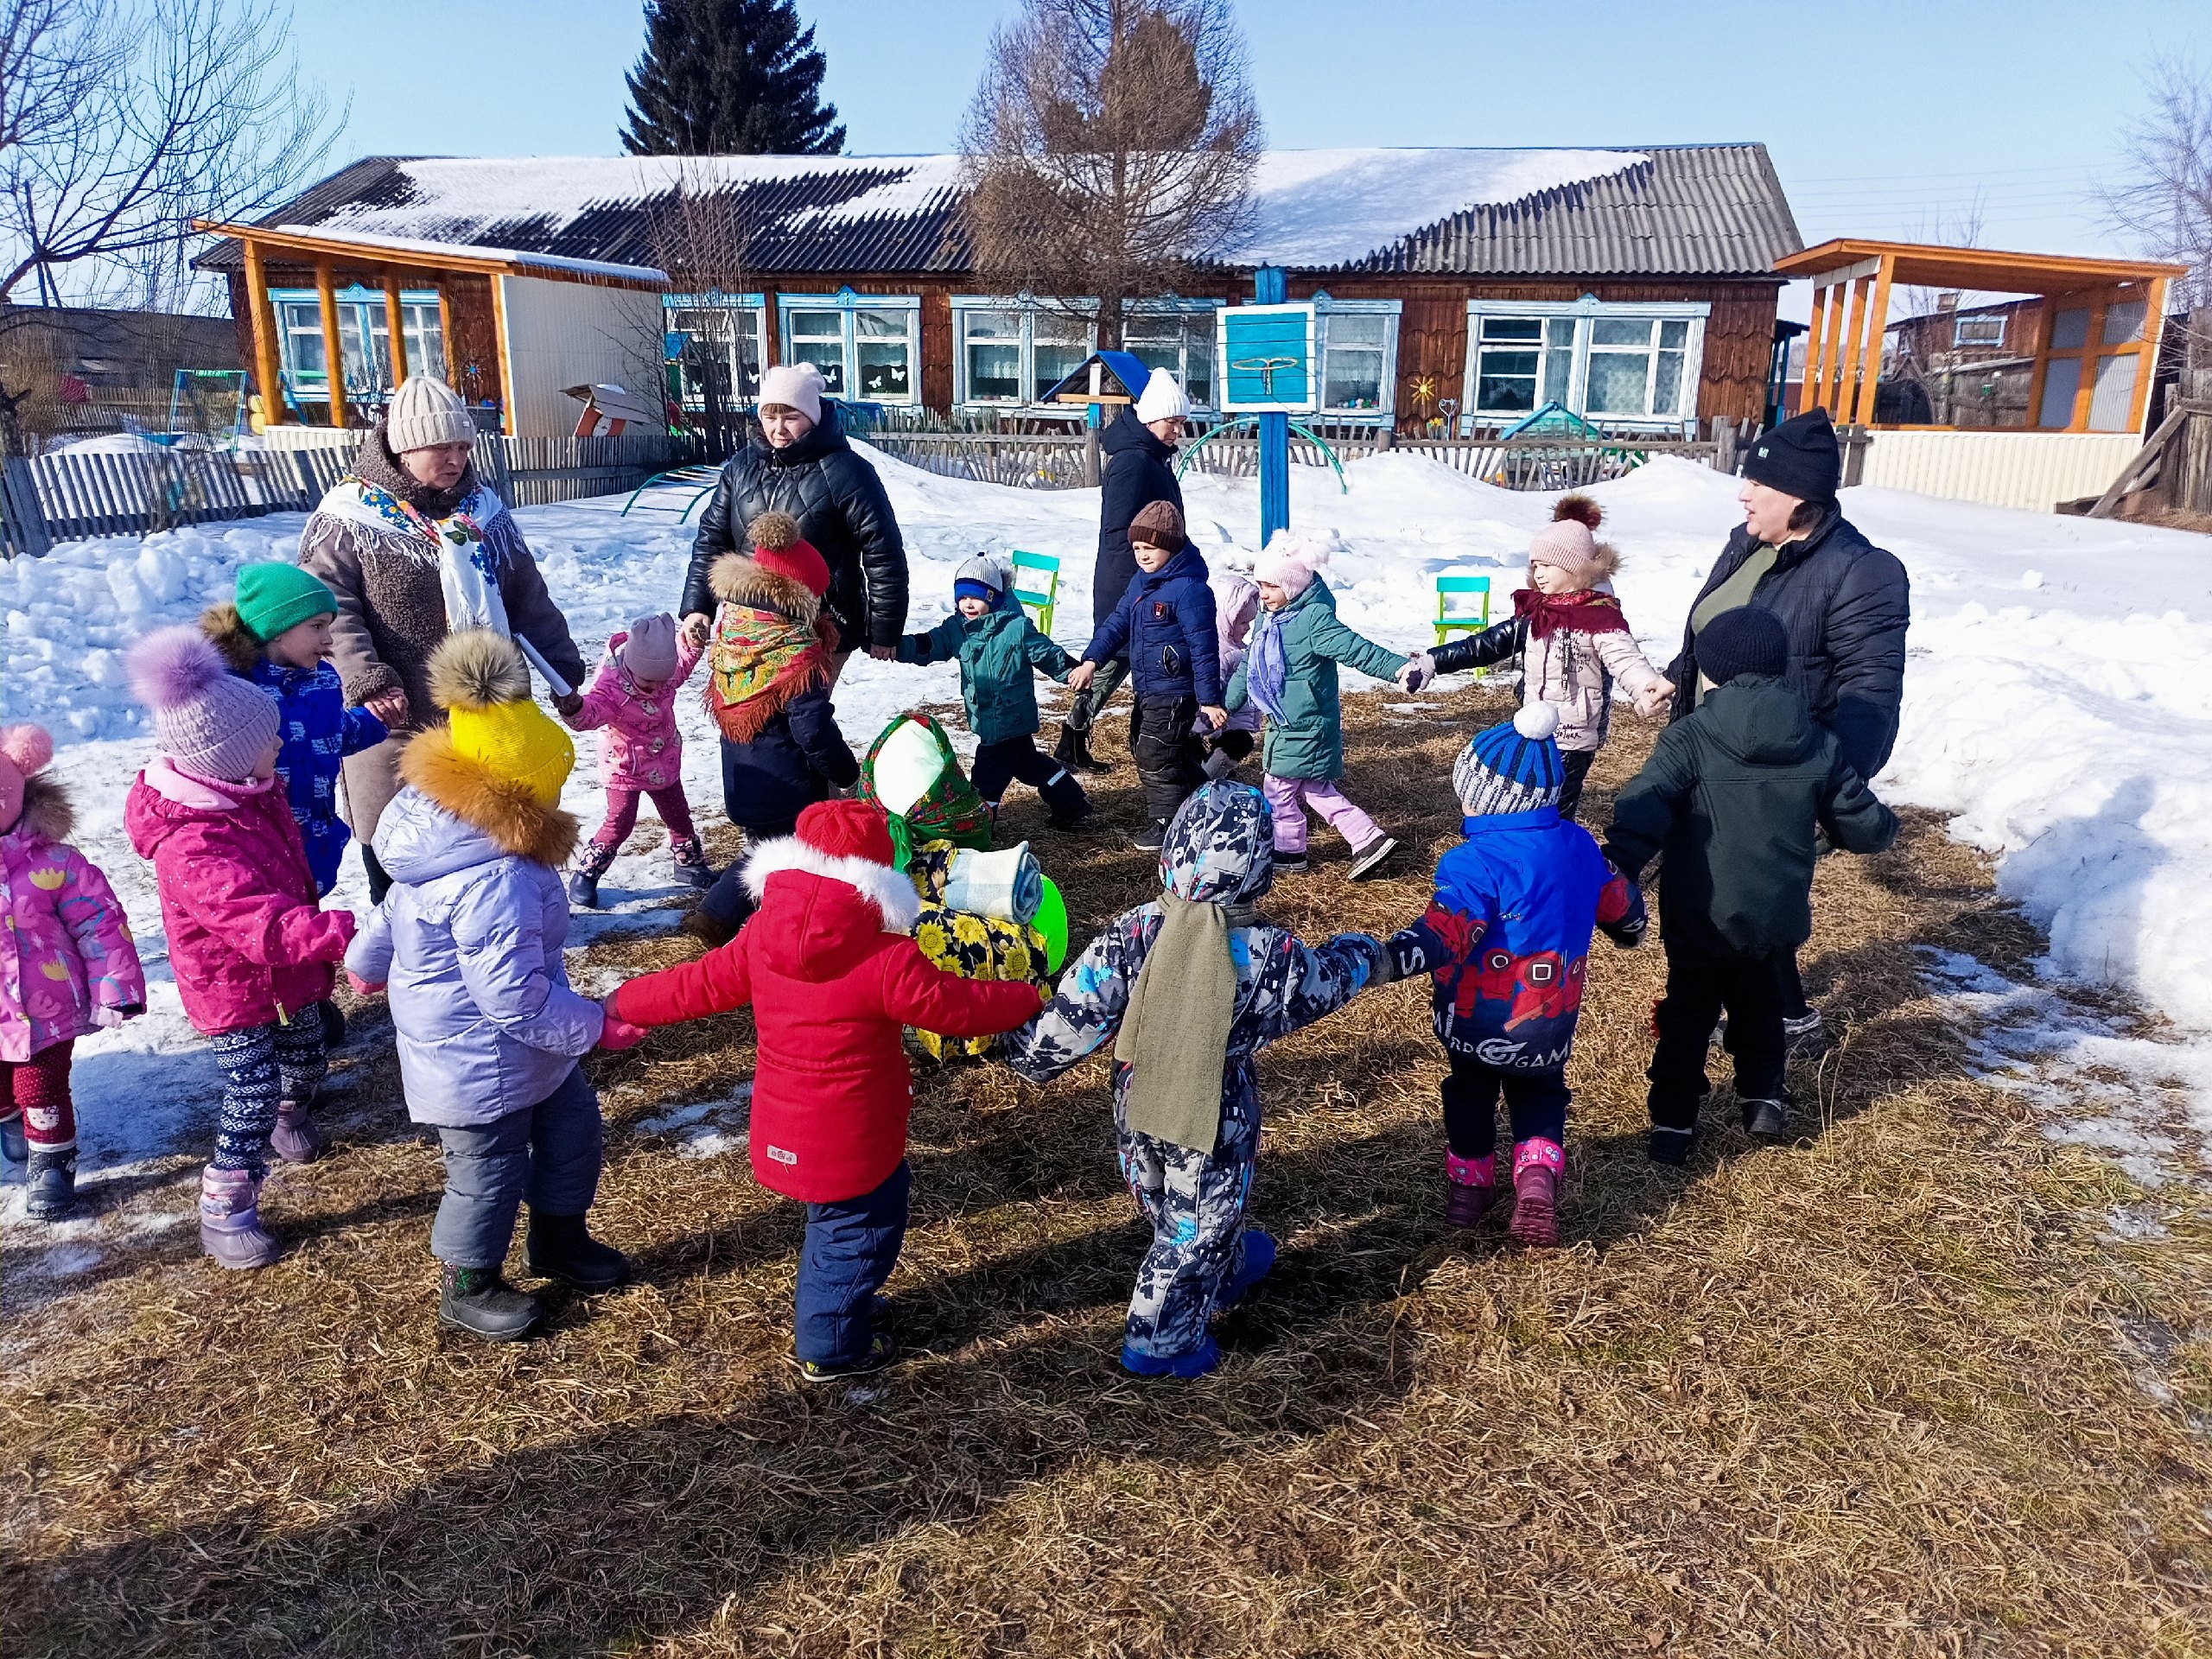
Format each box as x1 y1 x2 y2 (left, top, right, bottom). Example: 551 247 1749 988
241 238 286 427
383 273 410 390
436 283 458 391
2024 302 2053 431
1832 276 1872 427
315 261 347 428
2070 297 2108 432
2129 275 2170 435
1852 257 1895 426
1814 278 1849 416
487 272 515 435
1799 283 1831 416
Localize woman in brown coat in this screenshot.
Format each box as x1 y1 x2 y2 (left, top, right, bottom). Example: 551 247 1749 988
298 376 585 899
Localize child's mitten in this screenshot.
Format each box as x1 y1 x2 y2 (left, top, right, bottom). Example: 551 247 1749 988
1397 652 1436 692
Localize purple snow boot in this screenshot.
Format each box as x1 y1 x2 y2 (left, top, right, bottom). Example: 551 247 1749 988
268 1096 327 1164
200 1166 281 1269
1445 1152 1497 1228
1507 1139 1564 1249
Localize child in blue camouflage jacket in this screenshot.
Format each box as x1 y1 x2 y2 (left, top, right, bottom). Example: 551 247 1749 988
1004 780 1402 1379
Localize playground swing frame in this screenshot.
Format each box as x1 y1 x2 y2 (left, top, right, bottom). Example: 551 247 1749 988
1174 414 1351 493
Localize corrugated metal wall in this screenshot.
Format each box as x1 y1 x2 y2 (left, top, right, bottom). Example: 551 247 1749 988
1857 430 2139 513
495 275 666 439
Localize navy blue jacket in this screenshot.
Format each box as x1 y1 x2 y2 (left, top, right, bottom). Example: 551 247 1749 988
1083 543 1222 704
250 658 385 896
717 679 861 831
1095 407 1183 630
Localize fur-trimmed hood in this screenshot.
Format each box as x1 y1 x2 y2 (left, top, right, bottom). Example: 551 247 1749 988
391 726 577 870
1589 542 1623 587
6 772 73 846
709 552 822 626
743 836 920 933
740 835 925 989
199 602 265 675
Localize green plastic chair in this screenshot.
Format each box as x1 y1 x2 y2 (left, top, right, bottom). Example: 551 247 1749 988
1435 574 1493 678
1011 550 1060 635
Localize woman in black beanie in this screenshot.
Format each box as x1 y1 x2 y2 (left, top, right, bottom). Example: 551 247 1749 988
1662 408 1910 1053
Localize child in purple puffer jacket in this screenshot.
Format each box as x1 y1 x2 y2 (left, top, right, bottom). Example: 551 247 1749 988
0 722 146 1220
563 612 709 908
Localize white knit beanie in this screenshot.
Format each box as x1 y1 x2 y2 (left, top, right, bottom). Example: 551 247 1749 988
385 375 477 453
760 362 825 423
1135 368 1189 423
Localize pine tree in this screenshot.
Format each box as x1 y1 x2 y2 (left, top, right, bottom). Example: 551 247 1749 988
622 0 846 156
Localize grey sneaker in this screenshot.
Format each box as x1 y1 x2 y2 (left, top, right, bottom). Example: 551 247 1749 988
1349 835 1399 880
439 1265 543 1343
1740 1097 1789 1138
1129 822 1167 853
1783 1008 1829 1057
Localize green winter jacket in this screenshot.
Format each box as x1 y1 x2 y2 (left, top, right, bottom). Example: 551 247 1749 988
899 602 1075 747
1223 577 1408 781
1602 675 1898 957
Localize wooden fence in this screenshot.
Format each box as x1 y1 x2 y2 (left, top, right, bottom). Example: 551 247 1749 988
2 432 715 556
865 430 1094 490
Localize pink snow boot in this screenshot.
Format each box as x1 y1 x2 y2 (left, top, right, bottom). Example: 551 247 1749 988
1508 1139 1564 1249
1445 1152 1497 1228
268 1097 326 1164
200 1166 281 1269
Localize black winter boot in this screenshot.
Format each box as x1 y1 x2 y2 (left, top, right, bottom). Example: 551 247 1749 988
438 1264 543 1342
24 1148 76 1219
318 999 347 1049
524 1211 629 1292
1055 719 1111 773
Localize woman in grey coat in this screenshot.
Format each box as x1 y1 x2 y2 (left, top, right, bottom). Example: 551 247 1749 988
346 632 623 1344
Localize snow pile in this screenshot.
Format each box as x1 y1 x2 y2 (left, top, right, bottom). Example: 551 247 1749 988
9 444 2212 1213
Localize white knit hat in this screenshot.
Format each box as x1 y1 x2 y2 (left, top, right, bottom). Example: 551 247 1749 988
385 375 477 453
760 362 825 422
1135 368 1189 423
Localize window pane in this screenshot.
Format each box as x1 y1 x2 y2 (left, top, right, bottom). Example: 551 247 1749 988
1325 313 1387 347
1547 318 1576 348
1033 316 1087 402
2037 354 2082 426
790 309 842 342
1184 318 1213 406
1653 350 1683 415
1481 316 1541 342
1324 349 1385 410
405 305 445 380
1476 349 1538 412
856 339 910 398
1586 350 1651 413
793 339 845 393
968 341 1020 400
1955 315 2005 346
1591 317 1653 347
2048 307 2090 350
855 308 908 339
964 309 1020 339
2087 353 2140 430
1542 346 1575 405
1658 319 1689 350
1122 315 1178 346
2103 300 2147 344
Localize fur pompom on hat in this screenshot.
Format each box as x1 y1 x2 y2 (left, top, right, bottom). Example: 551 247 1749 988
1452 702 1565 817
0 721 55 834
1254 528 1332 600
128 625 282 783
747 510 833 598
426 630 575 808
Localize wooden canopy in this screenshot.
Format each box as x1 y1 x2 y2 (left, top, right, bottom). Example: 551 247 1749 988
191 219 668 431
1773 238 2188 433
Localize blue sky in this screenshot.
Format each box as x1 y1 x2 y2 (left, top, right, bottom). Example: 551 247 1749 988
285 0 2204 281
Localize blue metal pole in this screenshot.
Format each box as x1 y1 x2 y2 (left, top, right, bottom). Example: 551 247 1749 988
1254 265 1290 545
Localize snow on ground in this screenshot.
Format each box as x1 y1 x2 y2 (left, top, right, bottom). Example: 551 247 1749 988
8 443 2212 1239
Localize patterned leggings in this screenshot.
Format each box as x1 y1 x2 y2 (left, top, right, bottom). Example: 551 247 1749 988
207 1019 327 1178
1114 1062 1262 1361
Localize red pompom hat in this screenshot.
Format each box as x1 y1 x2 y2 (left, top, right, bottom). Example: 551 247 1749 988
747 510 832 598
794 798 897 869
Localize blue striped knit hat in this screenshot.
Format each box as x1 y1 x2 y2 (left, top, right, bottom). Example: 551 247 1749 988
1452 702 1564 817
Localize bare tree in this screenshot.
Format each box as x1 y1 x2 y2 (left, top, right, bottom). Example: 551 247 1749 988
643 167 753 447
0 0 340 308
959 0 1262 351
2105 54 2212 369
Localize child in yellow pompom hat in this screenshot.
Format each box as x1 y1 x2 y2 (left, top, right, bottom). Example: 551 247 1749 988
347 630 628 1344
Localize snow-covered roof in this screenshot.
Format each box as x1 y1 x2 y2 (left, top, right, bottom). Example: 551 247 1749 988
267 223 668 284
199 145 1799 280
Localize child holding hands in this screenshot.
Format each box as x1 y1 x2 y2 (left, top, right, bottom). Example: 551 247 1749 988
564 612 711 909
1400 496 1671 821
0 723 146 1218
125 627 356 1266
897 556 1095 829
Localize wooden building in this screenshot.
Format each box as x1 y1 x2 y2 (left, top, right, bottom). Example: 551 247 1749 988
194 146 1802 440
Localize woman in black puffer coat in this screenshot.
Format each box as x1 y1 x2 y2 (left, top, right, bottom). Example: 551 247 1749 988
680 364 908 662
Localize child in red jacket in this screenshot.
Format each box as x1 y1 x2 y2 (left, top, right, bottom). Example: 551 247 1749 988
602 799 1044 1381
124 626 356 1268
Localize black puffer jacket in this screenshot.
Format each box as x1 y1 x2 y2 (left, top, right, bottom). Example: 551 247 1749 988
1094 405 1183 627
1606 676 1899 957
1667 508 1910 780
680 404 909 652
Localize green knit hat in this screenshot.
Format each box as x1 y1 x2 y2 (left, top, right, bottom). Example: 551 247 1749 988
233 562 337 643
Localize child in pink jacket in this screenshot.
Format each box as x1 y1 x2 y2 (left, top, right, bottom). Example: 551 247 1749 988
124 626 355 1269
0 723 146 1219
563 612 709 908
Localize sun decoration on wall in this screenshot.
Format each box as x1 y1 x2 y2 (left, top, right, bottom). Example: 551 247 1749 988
1408 375 1439 416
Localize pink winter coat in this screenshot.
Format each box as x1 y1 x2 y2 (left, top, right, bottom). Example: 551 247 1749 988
565 630 705 793
124 759 353 1035
1206 572 1264 737
0 777 145 1061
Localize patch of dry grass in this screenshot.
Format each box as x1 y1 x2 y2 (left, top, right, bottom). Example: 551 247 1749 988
4 690 2209 1658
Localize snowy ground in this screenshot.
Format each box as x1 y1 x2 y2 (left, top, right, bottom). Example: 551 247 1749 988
7 444 2212 1240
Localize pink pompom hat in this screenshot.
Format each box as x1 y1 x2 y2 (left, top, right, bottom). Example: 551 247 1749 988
126 625 281 782
0 722 54 833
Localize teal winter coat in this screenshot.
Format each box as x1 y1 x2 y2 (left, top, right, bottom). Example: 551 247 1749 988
1224 578 1408 781
899 601 1076 747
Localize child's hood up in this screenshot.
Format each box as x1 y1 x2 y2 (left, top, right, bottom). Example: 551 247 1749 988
740 837 924 982
1159 781 1275 907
